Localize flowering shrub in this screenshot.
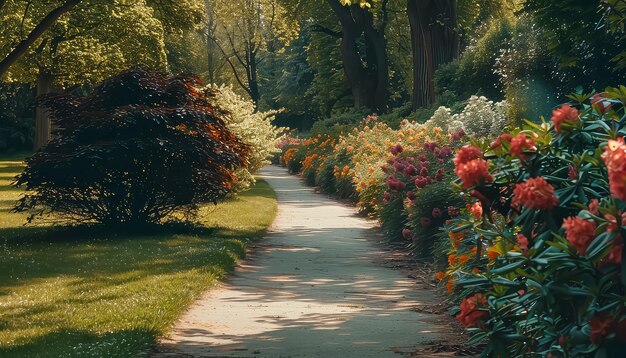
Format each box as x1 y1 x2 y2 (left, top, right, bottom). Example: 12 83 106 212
438 87 626 357
205 85 283 191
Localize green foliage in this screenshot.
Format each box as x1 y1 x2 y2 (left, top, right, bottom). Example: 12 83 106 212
14 68 250 225
0 83 34 151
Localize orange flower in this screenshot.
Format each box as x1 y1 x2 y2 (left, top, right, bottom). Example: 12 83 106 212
562 216 597 255
512 177 559 211
472 267 480 274
448 254 457 266
446 278 455 293
458 254 470 265
435 272 445 281
602 137 626 201
551 104 579 132
487 247 500 260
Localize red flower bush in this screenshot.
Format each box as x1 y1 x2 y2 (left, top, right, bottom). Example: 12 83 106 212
512 177 559 211
456 293 490 328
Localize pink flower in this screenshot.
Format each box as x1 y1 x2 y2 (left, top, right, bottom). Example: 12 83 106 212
551 104 579 132
512 177 559 211
432 208 442 218
588 199 600 215
402 228 413 239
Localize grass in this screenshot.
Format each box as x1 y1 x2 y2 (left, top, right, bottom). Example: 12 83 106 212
0 155 278 357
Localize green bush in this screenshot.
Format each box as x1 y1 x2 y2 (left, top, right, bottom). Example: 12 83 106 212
440 88 626 356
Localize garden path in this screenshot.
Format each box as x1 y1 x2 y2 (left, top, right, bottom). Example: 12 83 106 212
155 165 440 357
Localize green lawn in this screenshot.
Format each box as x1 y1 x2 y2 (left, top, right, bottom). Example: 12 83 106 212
0 155 277 357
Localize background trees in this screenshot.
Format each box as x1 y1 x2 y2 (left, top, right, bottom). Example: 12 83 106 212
0 0 625 150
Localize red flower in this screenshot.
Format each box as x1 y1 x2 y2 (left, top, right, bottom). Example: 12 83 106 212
602 137 626 201
568 165 578 180
456 293 490 328
588 199 600 216
512 177 559 211
455 159 493 189
510 133 536 157
551 104 579 132
607 238 623 265
590 314 614 344
591 93 612 114
453 145 483 167
432 207 443 218
469 202 483 221
562 217 597 255
517 234 529 253
490 133 513 150
390 144 403 155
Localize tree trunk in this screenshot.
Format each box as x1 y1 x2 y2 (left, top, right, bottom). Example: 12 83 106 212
408 0 459 110
34 70 56 151
0 0 81 79
248 50 260 108
326 0 389 113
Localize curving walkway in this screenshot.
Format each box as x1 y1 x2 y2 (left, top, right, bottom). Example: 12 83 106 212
155 165 440 357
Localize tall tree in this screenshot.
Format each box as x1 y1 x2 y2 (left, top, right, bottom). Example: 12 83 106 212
0 0 206 149
208 0 297 107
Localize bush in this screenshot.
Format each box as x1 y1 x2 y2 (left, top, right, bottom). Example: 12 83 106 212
14 68 250 226
439 87 626 356
204 84 282 191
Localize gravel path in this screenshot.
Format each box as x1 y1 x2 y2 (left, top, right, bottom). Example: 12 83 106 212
155 165 440 357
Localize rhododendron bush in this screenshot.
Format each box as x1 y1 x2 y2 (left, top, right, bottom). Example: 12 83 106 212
439 87 626 357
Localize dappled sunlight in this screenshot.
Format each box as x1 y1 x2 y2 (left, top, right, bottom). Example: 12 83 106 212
158 166 438 357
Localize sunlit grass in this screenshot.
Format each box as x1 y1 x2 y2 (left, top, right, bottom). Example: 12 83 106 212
0 155 278 357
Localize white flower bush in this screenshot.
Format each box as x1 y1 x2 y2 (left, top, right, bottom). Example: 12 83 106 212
451 96 508 137
205 84 283 191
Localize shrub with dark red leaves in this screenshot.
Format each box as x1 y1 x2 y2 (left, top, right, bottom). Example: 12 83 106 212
14 68 250 226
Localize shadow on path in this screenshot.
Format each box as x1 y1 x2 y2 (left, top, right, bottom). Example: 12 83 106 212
155 166 440 358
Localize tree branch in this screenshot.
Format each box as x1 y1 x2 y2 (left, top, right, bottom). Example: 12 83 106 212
0 0 82 78
309 24 343 38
